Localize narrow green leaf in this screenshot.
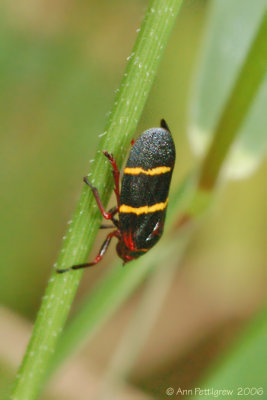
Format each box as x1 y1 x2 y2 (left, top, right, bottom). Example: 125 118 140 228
198 9 267 190
189 0 267 180
192 309 267 400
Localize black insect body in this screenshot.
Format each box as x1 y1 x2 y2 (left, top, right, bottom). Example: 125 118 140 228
57 119 175 273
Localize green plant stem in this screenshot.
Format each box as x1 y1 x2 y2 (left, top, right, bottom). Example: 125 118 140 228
198 10 267 191
11 1 183 399
182 10 267 221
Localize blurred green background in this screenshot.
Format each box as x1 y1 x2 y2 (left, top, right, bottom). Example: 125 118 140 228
0 0 266 399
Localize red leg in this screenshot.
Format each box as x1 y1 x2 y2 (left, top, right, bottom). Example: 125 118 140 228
103 151 120 208
57 230 120 273
100 209 119 228
83 177 117 220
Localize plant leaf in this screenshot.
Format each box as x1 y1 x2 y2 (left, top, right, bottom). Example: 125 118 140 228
192 309 267 399
189 0 267 180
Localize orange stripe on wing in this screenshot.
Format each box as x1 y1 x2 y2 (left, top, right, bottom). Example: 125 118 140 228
124 166 171 176
119 199 168 215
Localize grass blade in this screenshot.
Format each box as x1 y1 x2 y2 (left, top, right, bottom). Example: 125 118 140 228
10 1 184 399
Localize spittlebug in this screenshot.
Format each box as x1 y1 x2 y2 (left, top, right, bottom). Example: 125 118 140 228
57 119 175 273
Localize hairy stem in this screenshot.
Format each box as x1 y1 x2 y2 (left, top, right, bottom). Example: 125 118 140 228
11 1 183 399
